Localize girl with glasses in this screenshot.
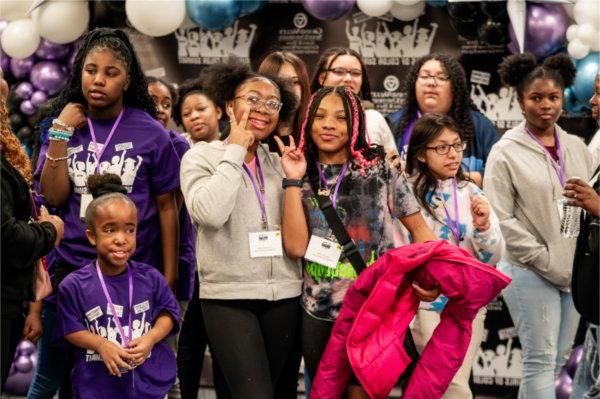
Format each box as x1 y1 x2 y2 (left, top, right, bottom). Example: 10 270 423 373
179 62 302 398
388 54 500 187
404 112 504 399
311 47 396 151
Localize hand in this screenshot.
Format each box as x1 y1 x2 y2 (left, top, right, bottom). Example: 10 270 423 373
564 177 600 217
39 206 64 246
274 135 306 180
412 282 440 302
470 195 491 231
56 103 86 130
22 311 42 343
125 334 156 366
97 340 133 377
226 106 255 149
385 149 404 172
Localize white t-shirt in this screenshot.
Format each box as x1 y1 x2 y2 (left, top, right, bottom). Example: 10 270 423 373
365 109 396 151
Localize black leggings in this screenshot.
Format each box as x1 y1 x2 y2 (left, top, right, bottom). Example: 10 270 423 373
301 309 335 381
1 314 24 389
201 297 299 399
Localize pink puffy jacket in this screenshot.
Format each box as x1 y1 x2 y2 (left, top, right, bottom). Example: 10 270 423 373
311 240 511 399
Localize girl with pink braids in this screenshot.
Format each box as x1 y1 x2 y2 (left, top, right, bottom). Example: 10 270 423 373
277 86 437 396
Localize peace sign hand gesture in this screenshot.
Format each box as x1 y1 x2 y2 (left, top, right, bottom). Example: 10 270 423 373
227 106 255 149
274 135 306 180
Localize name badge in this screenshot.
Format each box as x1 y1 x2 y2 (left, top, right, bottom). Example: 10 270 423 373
80 193 93 219
304 235 342 269
248 230 283 258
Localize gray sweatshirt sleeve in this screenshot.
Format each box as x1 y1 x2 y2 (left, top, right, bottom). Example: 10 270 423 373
180 143 247 229
483 149 549 270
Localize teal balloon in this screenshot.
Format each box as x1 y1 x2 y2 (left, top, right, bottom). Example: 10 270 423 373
426 0 447 7
563 86 588 115
186 0 241 31
240 0 265 16
572 52 599 104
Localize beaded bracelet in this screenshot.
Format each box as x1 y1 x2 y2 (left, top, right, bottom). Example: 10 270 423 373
52 118 74 133
48 132 71 142
45 153 69 168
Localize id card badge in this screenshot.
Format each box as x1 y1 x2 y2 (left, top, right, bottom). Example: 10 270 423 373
557 198 581 238
248 230 283 258
304 235 342 269
80 193 93 219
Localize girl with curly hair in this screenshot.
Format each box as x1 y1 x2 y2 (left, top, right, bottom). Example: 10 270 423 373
1 70 63 389
179 61 302 397
278 86 437 394
484 53 593 399
387 53 500 187
310 47 397 151
30 28 181 398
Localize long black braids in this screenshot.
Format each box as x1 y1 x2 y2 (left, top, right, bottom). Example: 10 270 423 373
394 54 475 146
51 28 157 118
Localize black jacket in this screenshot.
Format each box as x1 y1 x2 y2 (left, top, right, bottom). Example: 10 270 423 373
1 154 56 318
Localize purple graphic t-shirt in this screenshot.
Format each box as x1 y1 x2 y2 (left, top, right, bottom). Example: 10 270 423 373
55 260 180 399
34 108 180 275
168 130 196 300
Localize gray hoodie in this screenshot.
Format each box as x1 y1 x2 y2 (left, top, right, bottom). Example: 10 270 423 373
484 121 593 290
180 141 302 300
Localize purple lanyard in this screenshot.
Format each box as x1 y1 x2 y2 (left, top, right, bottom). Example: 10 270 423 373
316 162 349 209
439 177 461 243
242 156 267 229
399 111 421 156
96 260 133 347
87 109 125 174
526 127 565 186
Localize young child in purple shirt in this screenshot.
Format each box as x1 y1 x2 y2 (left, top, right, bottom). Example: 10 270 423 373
56 173 179 398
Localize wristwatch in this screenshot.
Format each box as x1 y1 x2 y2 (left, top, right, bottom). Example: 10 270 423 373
282 178 303 189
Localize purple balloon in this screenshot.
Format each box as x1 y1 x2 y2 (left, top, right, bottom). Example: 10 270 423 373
566 345 584 378
1 51 12 76
20 100 36 116
3 362 33 395
67 50 77 71
30 61 68 96
555 370 573 399
35 38 71 61
30 90 48 107
17 340 36 356
14 355 33 373
10 56 35 80
525 3 568 58
15 82 34 100
303 0 355 21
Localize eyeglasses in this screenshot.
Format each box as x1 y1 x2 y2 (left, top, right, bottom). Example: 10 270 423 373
235 95 282 114
417 74 450 85
326 68 362 79
425 142 467 155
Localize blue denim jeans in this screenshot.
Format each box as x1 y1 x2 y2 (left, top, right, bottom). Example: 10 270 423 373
27 303 69 399
572 326 600 399
498 259 580 399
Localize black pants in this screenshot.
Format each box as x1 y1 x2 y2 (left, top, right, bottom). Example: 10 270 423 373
1 314 24 390
301 309 335 381
177 278 230 399
273 304 302 398
201 297 300 399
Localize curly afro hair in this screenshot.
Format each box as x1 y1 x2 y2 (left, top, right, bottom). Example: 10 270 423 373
200 60 298 128
170 78 221 127
498 52 576 98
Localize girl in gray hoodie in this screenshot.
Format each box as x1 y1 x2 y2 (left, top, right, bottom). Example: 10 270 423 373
484 53 593 399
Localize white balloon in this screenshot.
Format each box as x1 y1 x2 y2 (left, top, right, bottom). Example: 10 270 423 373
390 1 425 21
562 3 574 19
573 0 600 28
32 1 89 44
567 38 590 60
566 24 578 42
0 0 34 22
357 0 394 17
1 18 40 59
576 23 599 48
126 0 186 37
394 0 421 5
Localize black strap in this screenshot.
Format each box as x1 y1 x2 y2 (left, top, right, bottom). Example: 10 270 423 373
308 171 367 275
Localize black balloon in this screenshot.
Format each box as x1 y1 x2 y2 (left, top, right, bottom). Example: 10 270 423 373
17 126 33 144
481 1 508 22
449 18 480 40
478 19 508 45
9 113 25 131
447 2 482 22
